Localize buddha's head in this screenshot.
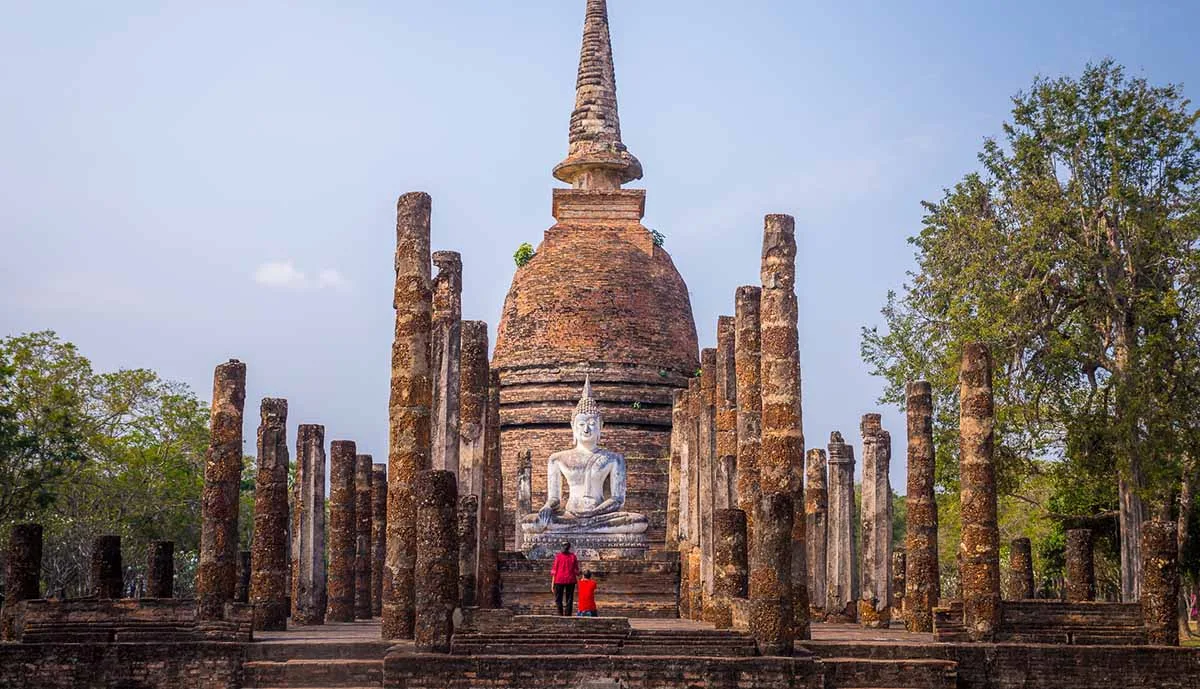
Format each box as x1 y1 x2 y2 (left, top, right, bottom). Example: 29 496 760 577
573 377 602 450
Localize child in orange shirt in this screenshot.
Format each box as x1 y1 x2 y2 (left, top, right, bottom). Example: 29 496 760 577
577 570 598 617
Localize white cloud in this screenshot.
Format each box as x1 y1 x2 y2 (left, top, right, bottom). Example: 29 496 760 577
253 261 349 291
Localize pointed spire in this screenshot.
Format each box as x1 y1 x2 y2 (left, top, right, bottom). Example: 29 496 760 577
553 0 643 190
574 375 600 417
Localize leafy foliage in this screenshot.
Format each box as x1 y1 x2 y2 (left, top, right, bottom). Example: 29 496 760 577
513 242 535 268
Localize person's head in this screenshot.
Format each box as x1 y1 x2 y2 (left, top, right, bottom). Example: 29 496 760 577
583 570 592 580
572 377 602 450
561 541 572 554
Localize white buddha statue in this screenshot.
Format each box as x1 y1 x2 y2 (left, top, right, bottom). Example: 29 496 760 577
520 378 648 537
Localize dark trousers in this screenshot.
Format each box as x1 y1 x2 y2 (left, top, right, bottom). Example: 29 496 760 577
554 583 575 616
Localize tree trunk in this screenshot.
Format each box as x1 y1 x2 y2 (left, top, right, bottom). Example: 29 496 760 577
1114 323 1146 603
1179 459 1195 639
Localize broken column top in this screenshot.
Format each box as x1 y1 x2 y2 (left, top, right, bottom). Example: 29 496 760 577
433 251 462 274
261 398 287 421
828 432 854 463
860 413 883 434
760 214 797 290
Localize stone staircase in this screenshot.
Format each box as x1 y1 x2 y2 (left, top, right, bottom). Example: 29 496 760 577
803 641 958 689
242 638 392 689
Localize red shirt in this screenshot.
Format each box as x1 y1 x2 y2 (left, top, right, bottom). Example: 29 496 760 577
577 579 597 612
551 552 579 584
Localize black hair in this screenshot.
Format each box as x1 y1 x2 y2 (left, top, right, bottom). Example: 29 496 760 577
583 570 592 578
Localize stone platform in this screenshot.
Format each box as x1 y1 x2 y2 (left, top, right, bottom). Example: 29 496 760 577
498 550 679 617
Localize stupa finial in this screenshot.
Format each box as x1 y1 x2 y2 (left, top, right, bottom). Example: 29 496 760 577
553 0 643 191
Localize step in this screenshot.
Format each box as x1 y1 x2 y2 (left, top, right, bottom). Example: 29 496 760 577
820 657 957 689
245 641 394 661
243 659 383 688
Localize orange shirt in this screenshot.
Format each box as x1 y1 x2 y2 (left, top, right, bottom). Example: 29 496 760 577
577 578 597 612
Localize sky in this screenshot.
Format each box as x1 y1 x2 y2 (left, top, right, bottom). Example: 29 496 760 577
2 1 1198 492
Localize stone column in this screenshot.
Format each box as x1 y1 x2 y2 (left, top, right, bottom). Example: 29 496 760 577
146 541 174 599
235 551 251 604
711 508 748 630
715 316 738 510
432 251 462 477
1065 528 1096 602
384 191 434 640
328 440 357 622
515 450 533 552
686 378 702 546
959 342 1001 642
891 551 906 615
735 286 763 542
92 535 123 598
676 388 692 545
859 413 892 628
750 492 794 656
458 495 478 608
251 397 289 630
1141 519 1179 646
688 548 703 621
371 463 388 617
804 449 827 612
1008 538 1034 600
292 424 327 625
904 381 939 632
414 470 459 653
2 523 42 640
826 432 858 617
458 321 489 499
667 390 684 548
477 370 503 608
197 359 246 620
759 214 808 638
698 347 717 613
356 454 374 619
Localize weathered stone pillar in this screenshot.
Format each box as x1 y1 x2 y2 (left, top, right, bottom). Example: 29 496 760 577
1065 528 1096 602
251 397 289 630
2 523 42 639
904 381 939 632
515 450 532 552
146 541 174 599
715 316 738 511
235 551 251 604
328 440 357 622
826 432 858 617
432 251 462 477
859 413 892 628
735 286 763 542
750 492 794 656
384 191 433 640
805 449 827 613
414 470 459 653
292 424 327 625
355 454 375 619
759 214 808 638
892 550 906 615
688 547 703 620
1008 538 1034 600
458 321 489 499
711 508 748 629
959 342 1001 642
477 370 503 608
699 347 717 614
458 495 478 608
667 390 685 548
197 359 246 620
371 463 388 617
686 378 702 546
1141 519 1179 646
92 535 123 599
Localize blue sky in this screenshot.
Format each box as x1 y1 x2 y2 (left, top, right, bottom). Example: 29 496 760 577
2 1 1197 491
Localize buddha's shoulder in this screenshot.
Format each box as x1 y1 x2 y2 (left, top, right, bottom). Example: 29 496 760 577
592 448 625 463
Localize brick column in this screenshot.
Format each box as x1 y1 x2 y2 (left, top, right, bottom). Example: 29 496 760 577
1141 519 1179 646
355 454 375 619
458 494 478 608
414 470 459 653
477 370 503 608
711 508 748 629
904 381 939 631
197 359 246 620
759 214 808 638
715 315 738 510
1008 538 1034 600
384 191 433 640
698 347 717 616
235 551 251 604
328 440 357 622
292 424 327 625
2 523 42 640
750 492 794 656
859 413 892 628
959 342 1000 642
251 397 289 630
146 541 174 599
667 390 684 548
92 535 123 599
432 251 462 477
826 432 858 617
804 448 827 613
458 321 489 499
688 547 703 621
1065 528 1096 602
371 463 388 617
735 286 763 544
686 377 702 547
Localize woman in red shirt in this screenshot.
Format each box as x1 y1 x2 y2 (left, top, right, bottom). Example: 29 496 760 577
550 542 579 616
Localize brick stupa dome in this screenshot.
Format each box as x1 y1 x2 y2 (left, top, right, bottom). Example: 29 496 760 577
492 0 699 549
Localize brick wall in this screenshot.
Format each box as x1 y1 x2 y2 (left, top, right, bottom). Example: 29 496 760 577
0 642 242 689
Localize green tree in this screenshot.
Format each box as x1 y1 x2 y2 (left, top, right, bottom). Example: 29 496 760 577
862 60 1200 601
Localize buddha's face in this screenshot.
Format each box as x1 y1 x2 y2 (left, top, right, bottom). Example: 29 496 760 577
572 412 601 448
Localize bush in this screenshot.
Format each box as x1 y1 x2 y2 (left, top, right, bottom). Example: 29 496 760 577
513 242 535 268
